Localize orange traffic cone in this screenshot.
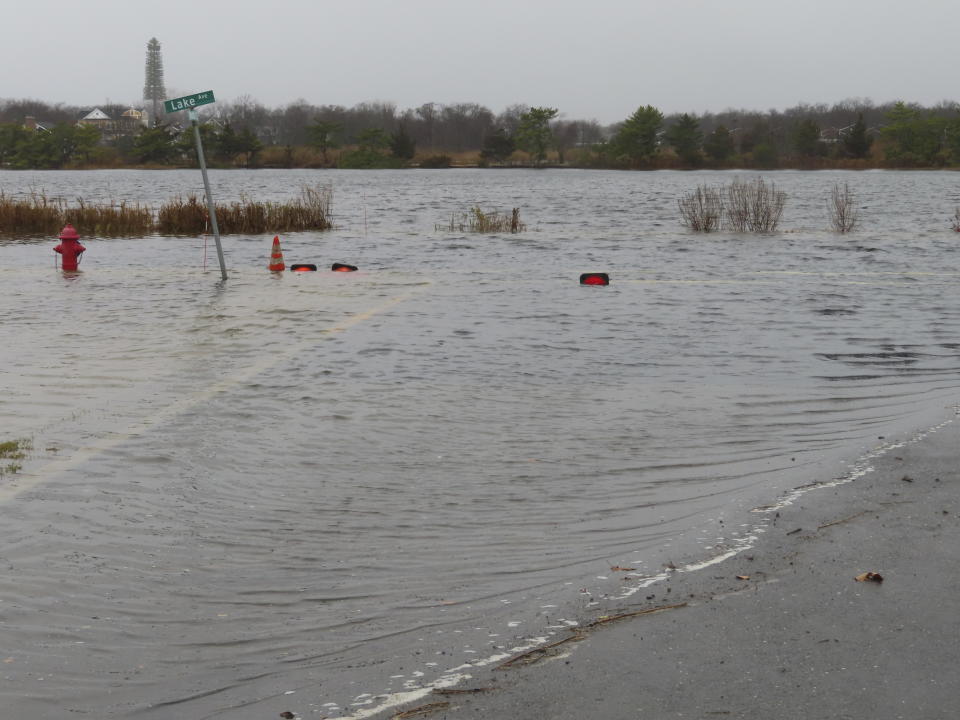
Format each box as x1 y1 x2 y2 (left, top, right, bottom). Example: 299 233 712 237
268 235 285 272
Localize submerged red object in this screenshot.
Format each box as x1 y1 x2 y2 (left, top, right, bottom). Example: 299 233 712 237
290 263 317 272
332 263 358 272
580 272 609 286
54 224 86 271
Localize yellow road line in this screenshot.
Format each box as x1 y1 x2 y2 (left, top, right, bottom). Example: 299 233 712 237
0 285 429 503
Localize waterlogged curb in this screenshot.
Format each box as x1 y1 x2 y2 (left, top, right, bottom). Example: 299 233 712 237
383 414 960 720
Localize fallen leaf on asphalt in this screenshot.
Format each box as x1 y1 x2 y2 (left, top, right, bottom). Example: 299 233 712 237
736 575 750 581
854 572 884 583
610 565 636 572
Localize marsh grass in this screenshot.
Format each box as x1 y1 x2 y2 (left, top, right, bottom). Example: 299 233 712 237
1 185 333 236
158 184 333 234
0 191 69 235
70 199 154 236
438 206 526 233
0 437 30 476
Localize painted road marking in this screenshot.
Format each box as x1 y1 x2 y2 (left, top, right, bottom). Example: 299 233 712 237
0 285 429 503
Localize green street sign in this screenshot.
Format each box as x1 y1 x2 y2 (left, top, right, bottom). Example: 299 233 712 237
163 90 216 114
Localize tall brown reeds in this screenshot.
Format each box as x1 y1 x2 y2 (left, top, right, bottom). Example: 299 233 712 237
69 198 154 236
157 184 333 235
0 191 62 234
828 182 858 233
0 184 335 237
0 191 153 236
156 196 210 234
437 206 526 233
678 185 724 232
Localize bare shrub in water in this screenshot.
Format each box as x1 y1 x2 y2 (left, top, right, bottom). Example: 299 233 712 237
437 206 526 233
828 182 858 233
678 185 724 232
724 177 786 233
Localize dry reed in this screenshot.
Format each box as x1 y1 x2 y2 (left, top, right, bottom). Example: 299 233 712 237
1 185 333 237
0 191 154 236
437 206 526 233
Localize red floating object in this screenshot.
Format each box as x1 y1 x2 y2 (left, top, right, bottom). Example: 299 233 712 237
332 263 358 272
290 263 317 272
580 272 609 286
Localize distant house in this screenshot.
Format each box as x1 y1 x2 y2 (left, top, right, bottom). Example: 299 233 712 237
75 108 148 141
78 108 114 132
819 127 841 143
117 108 149 134
23 116 53 132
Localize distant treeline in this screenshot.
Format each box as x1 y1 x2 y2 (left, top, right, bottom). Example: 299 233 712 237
2 96 960 170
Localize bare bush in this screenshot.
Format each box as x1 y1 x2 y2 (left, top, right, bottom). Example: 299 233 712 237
678 185 724 232
724 177 786 233
829 182 858 233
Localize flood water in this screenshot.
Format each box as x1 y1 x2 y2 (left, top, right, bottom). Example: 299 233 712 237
2 168 960 718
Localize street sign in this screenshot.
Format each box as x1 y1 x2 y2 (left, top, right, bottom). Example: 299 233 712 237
163 90 216 114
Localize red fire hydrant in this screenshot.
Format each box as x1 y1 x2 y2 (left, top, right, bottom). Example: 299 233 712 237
54 224 86 271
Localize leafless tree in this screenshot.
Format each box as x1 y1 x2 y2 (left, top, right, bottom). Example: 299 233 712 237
678 185 724 232
725 177 786 232
829 182 858 233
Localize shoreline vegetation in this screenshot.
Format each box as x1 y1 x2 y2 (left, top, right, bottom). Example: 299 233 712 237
0 185 332 236
3 97 960 172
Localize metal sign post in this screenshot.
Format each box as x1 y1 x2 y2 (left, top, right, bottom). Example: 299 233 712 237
188 109 227 280
165 91 227 281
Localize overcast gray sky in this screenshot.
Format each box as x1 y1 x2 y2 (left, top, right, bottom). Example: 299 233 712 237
5 0 957 123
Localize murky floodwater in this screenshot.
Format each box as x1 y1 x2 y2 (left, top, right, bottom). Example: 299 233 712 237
2 169 960 718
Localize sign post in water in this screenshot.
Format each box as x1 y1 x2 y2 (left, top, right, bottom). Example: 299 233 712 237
164 91 227 281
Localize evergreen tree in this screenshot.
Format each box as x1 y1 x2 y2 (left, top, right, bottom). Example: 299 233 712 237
665 113 703 166
612 105 663 164
480 128 515 163
789 118 821 157
515 107 558 164
842 113 873 159
133 124 178 163
389 124 416 159
704 125 735 163
143 38 167 126
307 119 342 164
